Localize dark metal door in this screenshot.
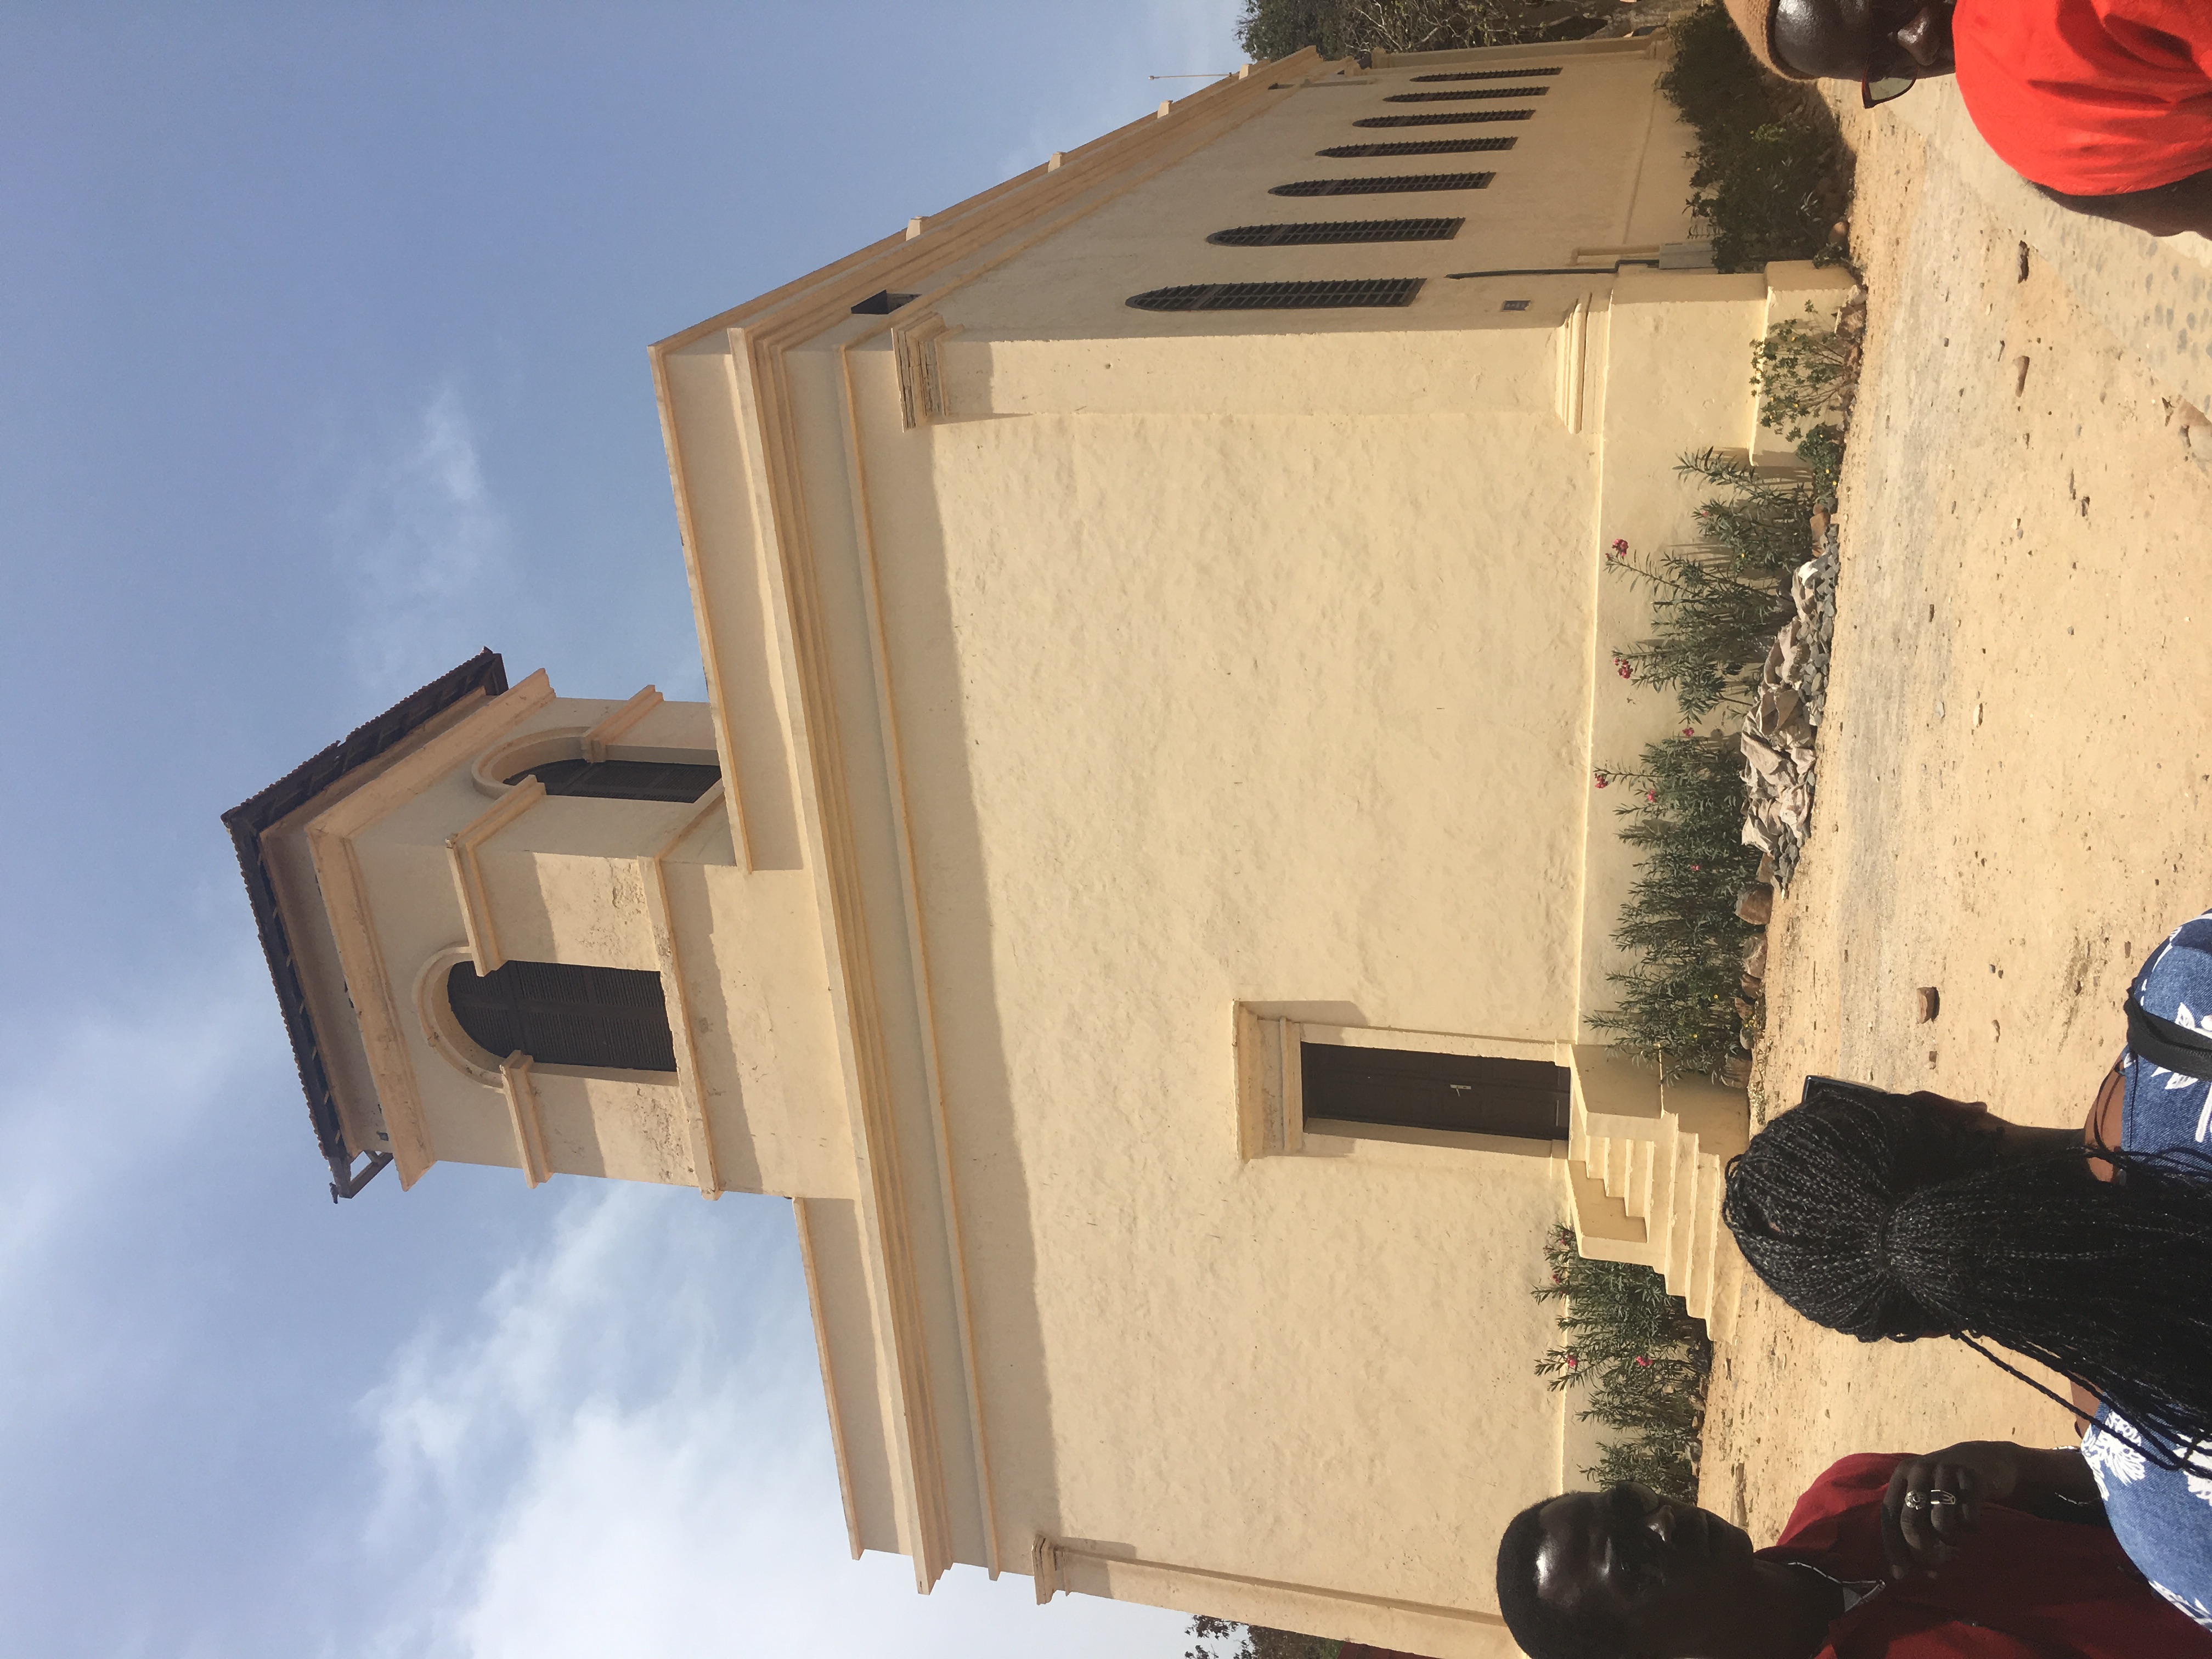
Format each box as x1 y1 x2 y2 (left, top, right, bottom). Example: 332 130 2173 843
1300 1042 1570 1141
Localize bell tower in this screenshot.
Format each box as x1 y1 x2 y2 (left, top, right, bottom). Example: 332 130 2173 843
224 650 851 1203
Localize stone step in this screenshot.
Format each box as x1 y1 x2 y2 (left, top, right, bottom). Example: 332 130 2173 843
1566 1047 1750 1339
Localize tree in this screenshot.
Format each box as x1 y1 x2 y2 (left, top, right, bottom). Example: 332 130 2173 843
1234 0 1621 61
1187 1616 1345 1659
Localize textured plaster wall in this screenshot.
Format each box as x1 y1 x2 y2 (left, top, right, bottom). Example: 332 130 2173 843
831 342 1592 1612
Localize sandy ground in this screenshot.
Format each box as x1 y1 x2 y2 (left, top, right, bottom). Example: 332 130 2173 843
1696 101 2212 1544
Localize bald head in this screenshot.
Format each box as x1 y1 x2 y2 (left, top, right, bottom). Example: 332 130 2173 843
1768 0 1957 81
1498 1483 1831 1659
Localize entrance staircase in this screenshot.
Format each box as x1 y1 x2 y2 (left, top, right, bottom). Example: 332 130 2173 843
1564 1045 1750 1341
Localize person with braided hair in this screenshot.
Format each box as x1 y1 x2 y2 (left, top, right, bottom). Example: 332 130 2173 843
1724 905 2212 1626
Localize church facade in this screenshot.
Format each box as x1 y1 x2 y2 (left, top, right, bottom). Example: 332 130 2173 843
229 37 1845 1656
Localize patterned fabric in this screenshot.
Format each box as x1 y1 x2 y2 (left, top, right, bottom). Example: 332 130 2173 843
2096 907 2212 1628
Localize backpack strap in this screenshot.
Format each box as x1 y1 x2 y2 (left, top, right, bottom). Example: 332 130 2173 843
2125 996 2212 1082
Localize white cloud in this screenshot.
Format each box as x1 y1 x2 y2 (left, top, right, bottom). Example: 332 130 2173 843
353 1184 1191 1659
331 386 519 698
0 944 267 1331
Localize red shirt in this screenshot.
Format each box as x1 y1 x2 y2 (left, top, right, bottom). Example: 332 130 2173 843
1764 1454 2212 1657
1952 0 2212 195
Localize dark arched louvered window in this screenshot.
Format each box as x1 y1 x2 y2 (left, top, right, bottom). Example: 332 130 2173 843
1127 279 1423 312
1318 137 1517 158
1353 110 1535 128
1412 66 1562 81
1271 173 1493 197
449 960 678 1073
1386 88 1552 101
1207 217 1462 247
505 758 720 803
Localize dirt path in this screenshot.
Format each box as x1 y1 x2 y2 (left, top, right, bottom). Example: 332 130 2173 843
1697 104 2212 1544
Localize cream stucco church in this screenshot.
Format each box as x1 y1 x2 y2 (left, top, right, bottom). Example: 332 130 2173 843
227 36 1845 1657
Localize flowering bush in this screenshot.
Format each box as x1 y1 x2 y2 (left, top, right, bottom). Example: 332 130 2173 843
1535 1225 1712 1502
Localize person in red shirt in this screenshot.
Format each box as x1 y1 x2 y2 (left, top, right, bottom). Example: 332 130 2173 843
1491 1442 2211 1658
1718 0 2212 237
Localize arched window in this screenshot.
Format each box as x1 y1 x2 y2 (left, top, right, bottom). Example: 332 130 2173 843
1270 172 1493 198
504 757 720 803
1317 137 1517 158
1385 88 1552 102
1126 279 1423 312
448 959 678 1073
1411 66 1561 81
1206 217 1462 247
1352 110 1534 129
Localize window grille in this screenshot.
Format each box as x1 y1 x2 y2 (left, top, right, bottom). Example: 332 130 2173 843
448 959 679 1074
1318 137 1516 158
1271 172 1493 197
505 757 721 803
1411 66 1561 81
1353 110 1535 128
1501 299 1531 311
1126 278 1424 313
1386 88 1551 102
1206 217 1462 247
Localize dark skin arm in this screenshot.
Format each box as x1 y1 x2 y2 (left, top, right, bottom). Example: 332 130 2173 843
2039 166 2212 238
1882 1442 2107 1581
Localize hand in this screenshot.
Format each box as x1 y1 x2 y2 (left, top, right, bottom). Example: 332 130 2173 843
1880 1443 2023 1581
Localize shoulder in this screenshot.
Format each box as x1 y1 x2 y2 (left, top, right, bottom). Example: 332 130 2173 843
1773 1455 1898 1548
2134 910 2212 1014
1954 0 2212 195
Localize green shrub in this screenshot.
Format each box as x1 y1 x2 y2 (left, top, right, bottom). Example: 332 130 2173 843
1534 1226 1712 1502
1677 445 1825 577
1606 550 1791 719
1752 309 1857 442
1588 735 1764 1081
1660 4 1837 272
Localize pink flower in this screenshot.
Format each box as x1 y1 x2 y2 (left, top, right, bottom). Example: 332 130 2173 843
1611 538 1629 554
1683 727 1696 738
1691 864 1701 871
1646 790 1657 803
1593 771 1610 789
1634 1356 1651 1368
1617 663 1633 679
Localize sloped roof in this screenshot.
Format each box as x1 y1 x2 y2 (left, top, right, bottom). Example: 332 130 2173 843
222 650 509 1200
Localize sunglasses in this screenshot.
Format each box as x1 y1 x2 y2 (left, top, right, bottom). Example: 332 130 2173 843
1862 70 1915 107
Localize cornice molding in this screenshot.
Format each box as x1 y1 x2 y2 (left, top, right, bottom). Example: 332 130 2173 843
306 672 556 1187
642 780 732 1199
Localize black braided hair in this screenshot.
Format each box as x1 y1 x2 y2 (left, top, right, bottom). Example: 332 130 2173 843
1723 1079 2212 1471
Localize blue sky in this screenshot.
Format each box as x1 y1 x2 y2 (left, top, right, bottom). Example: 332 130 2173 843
0 4 1244 1653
